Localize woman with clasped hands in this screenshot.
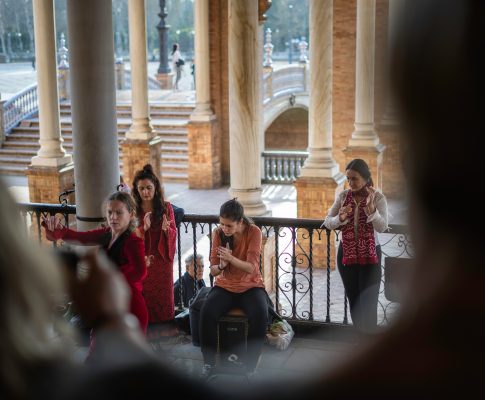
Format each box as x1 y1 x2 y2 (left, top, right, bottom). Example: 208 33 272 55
198 199 268 379
322 159 388 333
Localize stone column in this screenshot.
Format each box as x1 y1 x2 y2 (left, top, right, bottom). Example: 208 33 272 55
295 0 344 268
67 0 119 230
121 0 162 186
187 0 221 189
380 0 404 198
26 0 74 204
227 0 267 216
381 0 402 126
344 0 385 188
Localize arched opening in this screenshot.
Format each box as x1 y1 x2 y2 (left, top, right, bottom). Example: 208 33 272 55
264 107 308 151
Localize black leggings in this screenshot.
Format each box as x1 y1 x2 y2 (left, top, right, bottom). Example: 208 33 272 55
337 243 382 332
199 286 268 369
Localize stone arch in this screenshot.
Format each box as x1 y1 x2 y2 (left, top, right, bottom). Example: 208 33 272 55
263 96 309 151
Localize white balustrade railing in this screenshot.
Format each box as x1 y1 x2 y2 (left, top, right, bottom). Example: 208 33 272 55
1 83 38 135
263 65 307 105
262 150 309 183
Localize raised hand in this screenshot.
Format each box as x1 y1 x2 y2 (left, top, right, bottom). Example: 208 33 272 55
338 205 353 222
41 215 63 231
143 212 152 232
365 186 377 215
145 255 154 268
161 213 173 232
218 242 232 269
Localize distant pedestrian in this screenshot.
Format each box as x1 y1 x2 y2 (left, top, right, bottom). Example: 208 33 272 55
191 60 195 90
171 43 183 91
31 56 35 71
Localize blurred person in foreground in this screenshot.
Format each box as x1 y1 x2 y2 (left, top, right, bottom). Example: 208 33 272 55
267 0 485 397
0 180 222 400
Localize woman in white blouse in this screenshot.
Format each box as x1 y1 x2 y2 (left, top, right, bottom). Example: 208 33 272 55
323 159 388 333
171 43 182 90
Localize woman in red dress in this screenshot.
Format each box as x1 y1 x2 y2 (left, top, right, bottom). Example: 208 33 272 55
42 191 148 333
132 164 177 323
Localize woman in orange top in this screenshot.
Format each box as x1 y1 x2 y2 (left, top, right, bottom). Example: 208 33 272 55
199 199 267 378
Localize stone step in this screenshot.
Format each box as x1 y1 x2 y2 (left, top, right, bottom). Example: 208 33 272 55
0 155 32 165
161 171 188 183
161 162 188 173
1 103 192 182
59 102 195 112
60 109 193 120
161 146 188 154
0 148 37 156
0 165 26 175
24 118 188 131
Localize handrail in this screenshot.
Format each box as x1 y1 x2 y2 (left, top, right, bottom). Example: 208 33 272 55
263 64 307 105
2 83 38 134
18 202 409 325
123 69 161 90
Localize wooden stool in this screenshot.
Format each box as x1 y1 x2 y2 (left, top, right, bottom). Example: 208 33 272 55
216 307 249 370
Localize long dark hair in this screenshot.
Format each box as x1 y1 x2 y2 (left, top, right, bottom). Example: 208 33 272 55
132 164 166 225
219 198 253 226
345 159 374 187
172 43 179 55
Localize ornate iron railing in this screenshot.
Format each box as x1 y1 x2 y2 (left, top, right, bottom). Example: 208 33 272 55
2 83 38 134
262 150 309 184
18 202 411 327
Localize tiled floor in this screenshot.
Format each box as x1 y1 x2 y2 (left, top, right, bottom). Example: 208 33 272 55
145 329 357 384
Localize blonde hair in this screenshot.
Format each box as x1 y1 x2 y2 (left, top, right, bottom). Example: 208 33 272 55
0 179 72 398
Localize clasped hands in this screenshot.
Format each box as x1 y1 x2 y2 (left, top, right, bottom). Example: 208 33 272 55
143 212 173 232
217 243 232 269
41 215 63 231
338 186 377 222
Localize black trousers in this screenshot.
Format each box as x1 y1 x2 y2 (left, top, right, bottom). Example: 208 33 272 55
199 286 268 369
337 243 382 332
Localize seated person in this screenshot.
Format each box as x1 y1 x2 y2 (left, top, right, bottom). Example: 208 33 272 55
174 253 206 308
199 199 268 379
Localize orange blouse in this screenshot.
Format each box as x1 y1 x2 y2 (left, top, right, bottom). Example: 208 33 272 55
210 224 265 293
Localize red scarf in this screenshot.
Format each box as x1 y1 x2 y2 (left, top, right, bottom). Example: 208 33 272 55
341 190 378 265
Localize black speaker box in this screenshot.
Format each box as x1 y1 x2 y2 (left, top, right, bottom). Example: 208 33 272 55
216 316 248 369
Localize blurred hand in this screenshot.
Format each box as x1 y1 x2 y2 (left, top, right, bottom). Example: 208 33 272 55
338 205 352 222
143 212 152 232
161 214 172 232
218 242 233 268
365 186 377 215
67 251 130 328
41 215 63 231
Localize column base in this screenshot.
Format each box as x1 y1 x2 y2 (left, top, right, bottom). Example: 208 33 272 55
26 163 75 204
228 188 270 217
294 176 345 269
120 136 162 186
187 119 222 189
343 143 386 190
155 72 174 90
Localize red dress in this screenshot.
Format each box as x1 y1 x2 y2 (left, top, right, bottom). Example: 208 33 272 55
45 226 148 333
139 202 177 322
